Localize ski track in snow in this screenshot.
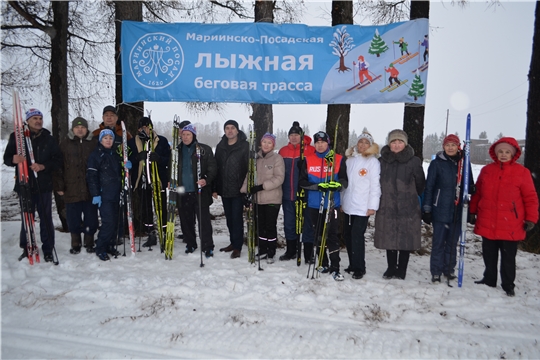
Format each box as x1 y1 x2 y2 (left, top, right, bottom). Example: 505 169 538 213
1 158 540 359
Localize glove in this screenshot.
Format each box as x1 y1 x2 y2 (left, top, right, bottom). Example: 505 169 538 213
149 152 160 162
137 151 148 162
468 213 476 225
92 196 102 208
318 181 341 192
249 185 264 194
524 221 535 232
125 160 132 170
422 212 432 225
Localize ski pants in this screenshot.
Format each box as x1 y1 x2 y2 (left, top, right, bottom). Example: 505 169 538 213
222 196 244 251
283 199 314 243
178 192 214 252
66 201 98 236
343 214 369 273
95 200 119 255
430 221 461 276
256 204 280 258
19 191 55 255
481 237 518 292
307 207 341 270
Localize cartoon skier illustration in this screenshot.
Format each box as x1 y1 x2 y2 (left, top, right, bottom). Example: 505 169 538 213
385 64 401 86
419 35 429 63
353 55 373 84
393 37 409 56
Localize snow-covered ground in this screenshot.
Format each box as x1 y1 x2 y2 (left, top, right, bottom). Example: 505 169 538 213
2 141 539 359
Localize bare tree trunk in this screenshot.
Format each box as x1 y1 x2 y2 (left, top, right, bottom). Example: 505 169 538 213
250 0 275 144
403 0 429 160
50 1 69 232
327 1 353 156
524 1 540 252
115 1 143 136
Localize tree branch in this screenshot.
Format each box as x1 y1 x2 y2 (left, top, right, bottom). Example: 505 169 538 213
7 1 56 38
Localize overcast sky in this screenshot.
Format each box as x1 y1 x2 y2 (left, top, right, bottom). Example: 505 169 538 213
145 0 535 145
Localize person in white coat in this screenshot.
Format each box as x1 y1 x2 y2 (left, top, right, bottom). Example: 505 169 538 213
341 132 381 280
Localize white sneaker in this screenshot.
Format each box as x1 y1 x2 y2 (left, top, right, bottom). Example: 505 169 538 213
331 271 344 281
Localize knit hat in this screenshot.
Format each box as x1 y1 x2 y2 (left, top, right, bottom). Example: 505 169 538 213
99 129 114 142
71 117 88 129
261 132 276 147
387 129 408 145
223 119 239 131
182 124 197 136
443 134 460 147
178 120 191 129
313 131 331 144
102 105 117 115
357 132 374 146
494 141 517 157
138 117 153 128
288 121 302 136
25 108 43 121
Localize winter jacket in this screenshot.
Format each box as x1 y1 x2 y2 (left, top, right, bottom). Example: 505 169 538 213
214 131 249 198
299 148 348 210
241 150 285 205
127 131 170 190
278 135 315 201
341 143 381 216
470 137 538 241
177 141 217 208
86 143 122 203
423 150 475 224
3 128 62 194
54 129 98 203
374 145 425 251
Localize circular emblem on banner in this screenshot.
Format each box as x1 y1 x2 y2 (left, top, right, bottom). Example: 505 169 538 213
129 32 184 90
359 168 368 177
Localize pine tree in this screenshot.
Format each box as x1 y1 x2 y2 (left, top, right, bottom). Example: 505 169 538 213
368 29 389 57
408 71 426 101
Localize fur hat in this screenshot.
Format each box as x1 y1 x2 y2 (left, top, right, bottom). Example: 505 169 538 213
223 119 239 131
71 117 88 129
443 134 460 147
25 108 43 121
313 131 330 144
288 121 302 136
99 129 114 142
357 132 374 146
102 105 117 115
261 132 276 147
387 129 408 146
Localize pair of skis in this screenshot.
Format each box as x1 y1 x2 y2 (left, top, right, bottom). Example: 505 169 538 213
295 130 306 267
457 114 472 288
165 118 180 260
246 125 258 266
13 90 39 264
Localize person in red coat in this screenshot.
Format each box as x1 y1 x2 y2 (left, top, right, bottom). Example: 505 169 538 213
469 137 538 297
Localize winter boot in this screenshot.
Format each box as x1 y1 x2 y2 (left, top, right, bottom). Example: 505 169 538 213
256 238 268 260
69 233 82 254
18 248 28 261
84 234 95 253
304 244 314 264
267 239 277 264
383 250 398 279
395 251 410 280
279 240 297 261
143 230 158 247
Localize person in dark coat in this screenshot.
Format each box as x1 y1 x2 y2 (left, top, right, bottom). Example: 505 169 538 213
127 117 170 248
423 134 475 283
87 129 131 261
91 105 132 151
213 120 249 259
3 108 62 262
299 131 348 281
176 124 217 257
55 117 99 254
374 129 425 280
470 137 538 296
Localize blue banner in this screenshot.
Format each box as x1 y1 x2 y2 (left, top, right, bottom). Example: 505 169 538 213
121 19 429 105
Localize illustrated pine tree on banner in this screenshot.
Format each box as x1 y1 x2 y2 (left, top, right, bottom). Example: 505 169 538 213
368 29 389 58
408 70 426 101
329 26 355 72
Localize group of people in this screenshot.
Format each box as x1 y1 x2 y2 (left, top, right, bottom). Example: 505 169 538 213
4 106 538 295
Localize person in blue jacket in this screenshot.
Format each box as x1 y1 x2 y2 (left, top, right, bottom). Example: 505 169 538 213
423 134 475 283
87 129 131 261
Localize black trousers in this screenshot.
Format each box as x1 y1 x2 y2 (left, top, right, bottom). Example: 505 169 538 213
178 192 214 252
343 214 369 273
256 204 281 258
481 237 518 291
307 207 341 270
